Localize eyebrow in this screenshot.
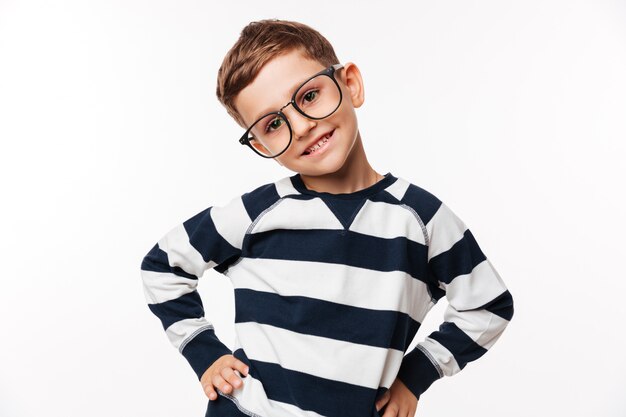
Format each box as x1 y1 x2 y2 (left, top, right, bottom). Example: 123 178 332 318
250 76 310 124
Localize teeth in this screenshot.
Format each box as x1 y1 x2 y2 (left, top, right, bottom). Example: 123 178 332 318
306 133 332 153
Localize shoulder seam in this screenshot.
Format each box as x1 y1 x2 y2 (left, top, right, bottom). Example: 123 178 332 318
245 196 287 235
396 202 437 304
225 197 288 272
398 203 430 247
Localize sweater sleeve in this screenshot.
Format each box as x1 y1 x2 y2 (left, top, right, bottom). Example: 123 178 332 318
396 200 514 400
140 194 251 380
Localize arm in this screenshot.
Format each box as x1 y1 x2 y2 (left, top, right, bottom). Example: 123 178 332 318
396 200 514 400
140 194 251 380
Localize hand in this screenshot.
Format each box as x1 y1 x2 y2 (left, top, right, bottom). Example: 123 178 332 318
375 377 419 417
200 354 249 401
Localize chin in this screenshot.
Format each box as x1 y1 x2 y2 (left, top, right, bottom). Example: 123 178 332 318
300 160 347 177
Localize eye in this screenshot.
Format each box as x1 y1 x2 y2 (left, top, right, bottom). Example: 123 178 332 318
265 116 284 133
302 89 319 104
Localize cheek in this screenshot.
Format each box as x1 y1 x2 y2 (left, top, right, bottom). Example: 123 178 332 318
331 106 354 131
274 153 287 165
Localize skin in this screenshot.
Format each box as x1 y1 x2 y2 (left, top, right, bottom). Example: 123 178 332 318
203 48 419 417
234 47 385 194
201 353 248 401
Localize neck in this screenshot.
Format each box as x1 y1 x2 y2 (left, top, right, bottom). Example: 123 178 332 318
298 131 382 194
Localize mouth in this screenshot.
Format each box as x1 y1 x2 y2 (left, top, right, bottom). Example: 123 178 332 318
301 129 336 157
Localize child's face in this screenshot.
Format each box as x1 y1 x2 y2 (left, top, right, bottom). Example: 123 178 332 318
233 48 364 177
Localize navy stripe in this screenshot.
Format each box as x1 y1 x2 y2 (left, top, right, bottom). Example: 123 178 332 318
184 207 242 272
235 288 421 352
233 348 380 417
244 229 435 294
181 327 232 381
400 184 442 227
477 289 514 321
319 196 368 230
428 321 488 370
140 244 198 279
396 346 442 400
426 268 446 301
429 229 486 284
242 182 282 223
368 190 404 206
148 290 206 330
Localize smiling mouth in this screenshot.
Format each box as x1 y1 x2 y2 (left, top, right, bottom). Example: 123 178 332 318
302 129 335 156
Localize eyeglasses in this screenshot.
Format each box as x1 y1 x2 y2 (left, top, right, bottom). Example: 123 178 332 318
238 63 344 158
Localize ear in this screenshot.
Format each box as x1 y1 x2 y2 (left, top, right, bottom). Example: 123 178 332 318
341 62 365 108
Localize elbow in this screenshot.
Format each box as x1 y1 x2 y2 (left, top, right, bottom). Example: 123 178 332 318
485 289 514 322
140 243 163 273
503 290 514 322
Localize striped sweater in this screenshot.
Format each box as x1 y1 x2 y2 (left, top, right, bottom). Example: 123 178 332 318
140 171 514 417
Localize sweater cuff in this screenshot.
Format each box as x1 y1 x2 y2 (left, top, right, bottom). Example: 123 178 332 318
180 327 232 380
396 345 442 400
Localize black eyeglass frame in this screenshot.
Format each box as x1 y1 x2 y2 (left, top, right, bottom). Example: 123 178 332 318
238 63 345 158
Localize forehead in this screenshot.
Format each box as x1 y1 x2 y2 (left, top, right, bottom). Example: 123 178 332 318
234 50 326 126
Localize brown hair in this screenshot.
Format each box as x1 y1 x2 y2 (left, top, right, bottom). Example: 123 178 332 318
216 18 341 128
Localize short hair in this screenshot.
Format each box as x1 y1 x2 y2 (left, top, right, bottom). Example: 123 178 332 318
216 18 341 129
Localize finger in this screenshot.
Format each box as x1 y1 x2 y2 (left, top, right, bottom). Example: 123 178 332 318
203 382 218 401
234 359 250 377
381 402 398 417
221 366 244 390
375 391 391 411
375 397 389 412
212 373 230 394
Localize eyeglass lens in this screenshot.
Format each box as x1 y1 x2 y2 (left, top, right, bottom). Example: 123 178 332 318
247 73 341 157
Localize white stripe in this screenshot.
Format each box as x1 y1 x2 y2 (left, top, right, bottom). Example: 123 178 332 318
426 202 468 260
224 349 403 417
441 259 508 311
211 195 250 250
164 318 216 351
442 302 510 350
226 257 436 323
141 269 199 304
233 321 404 390
349 200 427 245
251 197 343 233
275 176 301 198
218 372 327 417
158 223 213 278
383 176 410 201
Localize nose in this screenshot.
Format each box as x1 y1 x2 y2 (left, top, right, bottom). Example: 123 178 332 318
283 105 316 142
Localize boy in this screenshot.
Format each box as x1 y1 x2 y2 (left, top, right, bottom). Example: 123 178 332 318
140 19 514 417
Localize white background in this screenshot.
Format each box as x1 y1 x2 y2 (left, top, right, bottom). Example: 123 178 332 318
1 1 625 416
